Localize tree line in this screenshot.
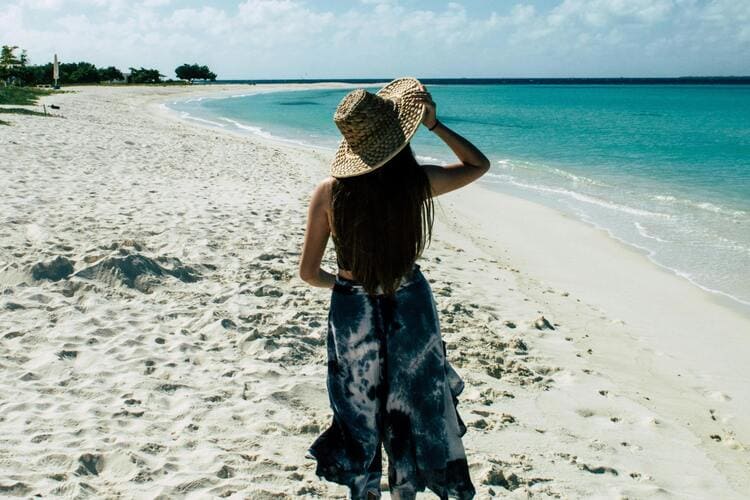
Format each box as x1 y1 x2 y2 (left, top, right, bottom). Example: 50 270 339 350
1 45 217 86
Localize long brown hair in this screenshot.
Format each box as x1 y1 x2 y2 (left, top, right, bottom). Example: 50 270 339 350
331 144 434 296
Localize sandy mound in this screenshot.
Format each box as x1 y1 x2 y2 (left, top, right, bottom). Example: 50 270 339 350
30 256 74 282
75 253 200 292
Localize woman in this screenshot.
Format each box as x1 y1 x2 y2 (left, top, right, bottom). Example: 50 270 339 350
299 77 490 499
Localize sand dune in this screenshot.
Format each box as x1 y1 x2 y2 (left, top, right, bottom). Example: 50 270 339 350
0 85 748 498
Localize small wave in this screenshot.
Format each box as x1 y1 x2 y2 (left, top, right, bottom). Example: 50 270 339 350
179 112 226 128
653 195 676 202
492 159 609 187
652 194 747 218
496 159 512 167
716 236 750 255
218 117 274 139
548 167 610 187
669 268 750 307
217 117 336 152
695 201 747 217
557 205 750 308
486 173 670 218
416 155 446 165
634 222 670 243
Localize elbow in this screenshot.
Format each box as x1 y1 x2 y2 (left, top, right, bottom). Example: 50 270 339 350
468 156 491 172
299 267 316 285
478 154 491 171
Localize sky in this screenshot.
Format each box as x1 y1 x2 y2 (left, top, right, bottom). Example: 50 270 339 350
1 0 749 79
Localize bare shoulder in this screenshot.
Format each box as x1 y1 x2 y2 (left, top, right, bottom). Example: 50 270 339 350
310 177 335 208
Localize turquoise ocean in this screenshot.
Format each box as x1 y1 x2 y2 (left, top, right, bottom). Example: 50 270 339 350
169 84 750 309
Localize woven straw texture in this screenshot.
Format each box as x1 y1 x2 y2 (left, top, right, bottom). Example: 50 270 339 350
330 77 425 178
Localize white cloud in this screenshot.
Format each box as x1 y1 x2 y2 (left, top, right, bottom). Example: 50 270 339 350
166 7 230 37
549 0 674 28
236 0 334 42
2 0 748 78
19 0 63 10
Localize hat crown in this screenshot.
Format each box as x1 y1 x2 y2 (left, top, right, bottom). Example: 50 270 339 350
330 77 424 178
334 89 398 150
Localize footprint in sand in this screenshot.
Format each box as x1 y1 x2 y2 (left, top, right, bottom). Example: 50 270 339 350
706 390 732 402
254 285 283 297
579 463 619 476
74 453 104 476
0 482 32 496
216 465 235 478
56 350 78 360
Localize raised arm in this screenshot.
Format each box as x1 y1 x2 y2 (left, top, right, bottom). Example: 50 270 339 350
413 89 491 196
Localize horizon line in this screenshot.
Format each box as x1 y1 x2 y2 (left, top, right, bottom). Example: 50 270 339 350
208 76 750 85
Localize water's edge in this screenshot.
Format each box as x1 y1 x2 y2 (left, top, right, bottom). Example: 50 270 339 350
162 87 750 314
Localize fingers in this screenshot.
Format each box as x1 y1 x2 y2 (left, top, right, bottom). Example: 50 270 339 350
411 91 435 107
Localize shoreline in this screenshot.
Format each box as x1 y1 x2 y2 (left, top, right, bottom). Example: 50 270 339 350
164 85 750 315
159 84 750 492
1 84 747 498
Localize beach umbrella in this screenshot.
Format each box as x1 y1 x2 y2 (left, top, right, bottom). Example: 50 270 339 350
53 54 59 88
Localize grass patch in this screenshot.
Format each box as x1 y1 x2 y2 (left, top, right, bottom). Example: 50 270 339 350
0 107 52 117
74 81 190 87
0 107 60 125
0 87 55 105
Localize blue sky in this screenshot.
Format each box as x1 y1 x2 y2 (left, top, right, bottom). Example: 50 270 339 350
2 0 748 79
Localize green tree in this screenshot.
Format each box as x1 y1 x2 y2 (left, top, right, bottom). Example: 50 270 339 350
175 63 217 83
0 45 21 67
69 62 100 83
35 63 54 84
0 45 23 84
98 66 124 82
14 63 51 85
128 67 164 84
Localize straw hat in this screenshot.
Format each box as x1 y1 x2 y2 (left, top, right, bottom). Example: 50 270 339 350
330 77 426 178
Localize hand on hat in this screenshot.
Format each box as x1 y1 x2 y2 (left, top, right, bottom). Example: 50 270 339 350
413 90 437 130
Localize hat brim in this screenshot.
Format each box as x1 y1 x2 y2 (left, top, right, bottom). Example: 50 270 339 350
330 77 425 178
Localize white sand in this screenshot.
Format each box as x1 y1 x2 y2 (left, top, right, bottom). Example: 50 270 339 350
1 84 748 498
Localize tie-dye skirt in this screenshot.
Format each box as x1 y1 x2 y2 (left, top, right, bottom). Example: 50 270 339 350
308 264 475 499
